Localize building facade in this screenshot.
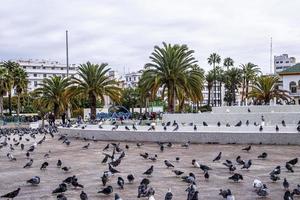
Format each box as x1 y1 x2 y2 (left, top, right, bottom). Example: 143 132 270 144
14 59 77 93
274 54 296 73
124 70 143 88
278 63 300 105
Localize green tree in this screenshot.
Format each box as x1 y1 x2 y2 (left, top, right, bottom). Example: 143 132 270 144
248 75 290 104
207 53 221 106
72 62 121 120
13 67 28 117
205 70 214 107
0 67 7 116
240 63 261 103
224 67 242 105
121 87 139 113
35 76 72 117
140 42 203 113
223 57 234 70
2 61 20 115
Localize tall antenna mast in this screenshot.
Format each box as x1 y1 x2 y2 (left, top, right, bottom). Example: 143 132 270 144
270 37 273 74
66 30 69 77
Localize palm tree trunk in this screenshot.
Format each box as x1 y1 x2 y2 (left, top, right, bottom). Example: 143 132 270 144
89 93 96 120
213 64 216 107
241 78 246 104
219 82 222 106
17 94 20 117
207 88 211 107
53 103 59 119
8 92 12 115
0 95 3 116
245 80 249 100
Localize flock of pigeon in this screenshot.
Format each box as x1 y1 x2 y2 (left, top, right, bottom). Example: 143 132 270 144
0 122 300 199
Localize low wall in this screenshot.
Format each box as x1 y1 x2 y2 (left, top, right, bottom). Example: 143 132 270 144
59 127 300 145
212 105 300 113
162 113 300 125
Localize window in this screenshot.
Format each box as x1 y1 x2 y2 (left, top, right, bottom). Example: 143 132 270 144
290 81 297 93
52 67 55 70
286 61 289 63
43 74 47 78
276 61 279 64
43 67 46 69
23 66 26 69
34 81 38 87
33 66 36 69
280 61 283 63
34 74 37 77
61 67 64 70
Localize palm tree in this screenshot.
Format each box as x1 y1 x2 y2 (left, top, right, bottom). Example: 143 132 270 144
205 70 214 107
207 53 221 106
72 62 121 120
0 67 7 116
223 57 234 70
248 75 290 105
240 63 261 103
35 76 72 117
32 97 51 128
140 42 203 113
13 67 28 117
224 67 242 105
2 61 20 115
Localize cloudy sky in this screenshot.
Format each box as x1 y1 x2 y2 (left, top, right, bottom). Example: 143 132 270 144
1 0 300 74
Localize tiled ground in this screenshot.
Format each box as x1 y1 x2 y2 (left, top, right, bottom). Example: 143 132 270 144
0 133 299 199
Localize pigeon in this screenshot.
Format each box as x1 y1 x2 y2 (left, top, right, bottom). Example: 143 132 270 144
172 125 179 131
284 191 293 200
246 120 249 126
270 166 281 176
148 195 156 200
127 174 135 183
282 120 286 127
160 145 164 152
286 162 294 173
132 124 137 131
192 159 200 168
103 144 110 151
287 158 298 166
236 156 245 165
235 121 242 127
228 173 243 182
213 152 222 162
27 176 40 185
258 152 268 159
137 143 144 148
23 159 33 168
52 183 67 193
7 153 16 161
0 188 20 199
63 175 76 184
140 153 149 159
98 186 113 195
115 193 122 200
256 184 269 197
71 178 84 189
164 160 174 168
248 108 251 112
259 125 263 131
40 162 49 170
203 121 208 126
226 123 230 127
270 173 280 182
217 122 221 127
167 142 172 147
148 154 158 162
62 166 71 172
182 173 196 184
57 159 62 168
143 166 154 176
117 177 125 189
242 145 251 152
175 157 180 162
253 179 263 191
181 141 191 148
241 160 252 170
109 164 120 174
200 164 212 172
226 190 235 200
204 171 209 180
276 125 279 132
191 124 196 131
125 126 130 131
165 188 173 200
283 178 289 190
57 193 67 200
80 191 88 200
172 170 184 176
82 143 90 149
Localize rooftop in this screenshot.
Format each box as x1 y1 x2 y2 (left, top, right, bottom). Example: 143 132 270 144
279 63 300 75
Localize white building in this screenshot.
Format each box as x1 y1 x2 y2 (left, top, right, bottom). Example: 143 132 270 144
278 63 300 105
274 54 296 73
13 59 78 93
124 70 143 88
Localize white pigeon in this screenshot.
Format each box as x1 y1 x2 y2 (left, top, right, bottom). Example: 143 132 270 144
148 195 155 200
253 179 263 191
227 194 235 200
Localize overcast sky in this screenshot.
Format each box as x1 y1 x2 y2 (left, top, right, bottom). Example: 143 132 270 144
1 0 300 74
